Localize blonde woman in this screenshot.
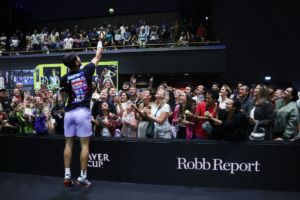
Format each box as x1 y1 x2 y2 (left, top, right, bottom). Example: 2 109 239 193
145 89 172 139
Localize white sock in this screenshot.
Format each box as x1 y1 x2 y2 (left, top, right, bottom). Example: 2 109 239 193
81 170 87 179
65 168 71 179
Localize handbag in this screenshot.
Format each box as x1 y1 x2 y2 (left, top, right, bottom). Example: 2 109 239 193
145 121 155 138
145 104 162 138
249 121 265 141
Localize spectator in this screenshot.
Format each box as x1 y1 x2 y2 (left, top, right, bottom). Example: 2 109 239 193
123 27 132 46
248 84 274 140
193 85 206 104
0 33 7 52
172 92 194 139
177 31 189 47
10 34 20 52
196 24 207 42
218 84 232 109
238 85 254 114
274 87 299 140
121 102 138 138
63 34 73 50
31 30 40 50
190 90 219 139
209 98 250 141
114 29 124 47
145 89 172 139
138 28 148 48
94 102 119 137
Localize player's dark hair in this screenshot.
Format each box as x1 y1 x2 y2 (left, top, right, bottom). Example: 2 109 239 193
62 53 77 69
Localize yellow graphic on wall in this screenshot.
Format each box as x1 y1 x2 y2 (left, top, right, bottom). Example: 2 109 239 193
34 61 118 91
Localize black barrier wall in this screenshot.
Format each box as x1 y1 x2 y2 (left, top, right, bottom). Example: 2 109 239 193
1 134 300 191
0 47 226 74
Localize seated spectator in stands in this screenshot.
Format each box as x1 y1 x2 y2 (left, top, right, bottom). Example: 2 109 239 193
193 85 206 104
172 92 194 139
274 87 299 140
123 27 132 47
188 90 219 139
81 31 90 49
144 89 172 139
209 98 250 141
140 20 150 38
63 34 73 50
238 85 253 114
121 102 138 138
42 35 50 54
130 34 139 47
177 32 189 47
89 27 99 47
160 20 170 42
104 29 114 47
31 30 40 50
114 29 124 47
0 33 7 52
148 26 160 44
10 34 20 52
72 34 82 49
171 20 180 43
138 28 148 48
50 30 60 50
218 84 232 109
248 84 274 140
196 23 207 42
25 32 32 51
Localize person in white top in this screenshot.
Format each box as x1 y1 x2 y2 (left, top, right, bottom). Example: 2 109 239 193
145 89 172 139
121 102 137 138
64 34 74 49
218 84 232 109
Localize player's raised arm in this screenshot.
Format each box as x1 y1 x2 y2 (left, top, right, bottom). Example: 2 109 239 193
91 38 103 66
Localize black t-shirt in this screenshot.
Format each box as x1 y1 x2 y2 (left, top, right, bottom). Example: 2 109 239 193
60 62 95 111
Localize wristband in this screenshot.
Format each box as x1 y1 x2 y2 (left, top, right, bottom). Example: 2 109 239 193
97 41 103 48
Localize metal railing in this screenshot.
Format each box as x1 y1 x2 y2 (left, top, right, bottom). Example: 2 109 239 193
0 41 222 56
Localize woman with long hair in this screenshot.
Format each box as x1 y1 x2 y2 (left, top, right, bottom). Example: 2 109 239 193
132 89 154 138
208 98 250 141
248 84 274 140
172 92 194 139
145 89 172 139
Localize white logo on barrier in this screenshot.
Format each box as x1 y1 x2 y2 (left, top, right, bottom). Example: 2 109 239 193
88 153 110 168
176 157 260 174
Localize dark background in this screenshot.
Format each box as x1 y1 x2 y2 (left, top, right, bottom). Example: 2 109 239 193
0 0 299 86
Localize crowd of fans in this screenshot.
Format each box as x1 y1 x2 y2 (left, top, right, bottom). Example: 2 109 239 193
1 74 300 142
0 18 210 55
